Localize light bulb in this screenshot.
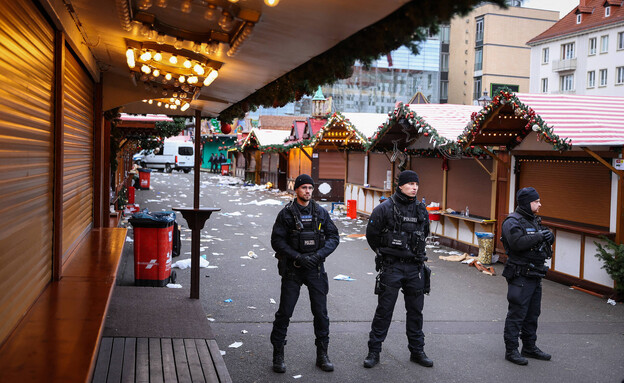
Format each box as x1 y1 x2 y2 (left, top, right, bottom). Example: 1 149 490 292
141 64 151 74
152 69 160 77
174 39 184 50
156 34 166 45
156 0 167 8
142 99 147 102
171 104 177 110
192 42 202 53
169 55 178 64
219 11 235 32
164 103 170 108
189 76 198 84
157 101 162 106
138 0 153 11
203 69 218 86
193 64 205 75
140 51 152 61
148 99 153 104
183 59 192 69
204 4 217 21
228 0 239 3
175 99 181 105
181 103 190 111
179 75 185 83
181 0 191 13
153 52 162 61
170 98 175 102
264 0 279 6
172 92 178 98
126 48 135 68
165 73 172 80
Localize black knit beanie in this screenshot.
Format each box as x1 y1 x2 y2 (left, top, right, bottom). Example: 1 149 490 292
294 174 314 189
398 170 419 186
517 187 540 207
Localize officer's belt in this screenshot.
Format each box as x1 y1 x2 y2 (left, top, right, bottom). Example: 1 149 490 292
383 255 423 264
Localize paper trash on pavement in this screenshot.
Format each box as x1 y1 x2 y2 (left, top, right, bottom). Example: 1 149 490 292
228 342 243 348
166 283 183 288
333 274 356 281
607 298 616 305
172 258 210 269
241 330 248 334
270 298 276 304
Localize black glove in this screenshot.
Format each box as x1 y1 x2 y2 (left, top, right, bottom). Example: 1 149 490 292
540 229 554 244
298 253 319 270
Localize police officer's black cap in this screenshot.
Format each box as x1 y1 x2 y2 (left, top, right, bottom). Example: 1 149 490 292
517 187 540 206
294 174 314 190
398 170 419 186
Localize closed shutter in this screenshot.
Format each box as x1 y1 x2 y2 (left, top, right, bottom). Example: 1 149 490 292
62 47 94 261
517 157 610 228
446 158 493 218
347 152 364 185
0 0 55 343
318 151 345 179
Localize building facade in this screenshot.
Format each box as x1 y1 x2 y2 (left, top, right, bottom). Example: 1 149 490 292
527 0 624 96
448 3 559 104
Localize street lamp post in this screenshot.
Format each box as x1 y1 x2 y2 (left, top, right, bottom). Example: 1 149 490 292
478 90 492 107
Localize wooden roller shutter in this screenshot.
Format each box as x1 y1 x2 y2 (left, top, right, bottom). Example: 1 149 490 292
446 158 493 218
318 151 345 179
347 152 364 184
368 152 391 189
62 46 94 261
411 158 444 205
0 0 54 343
517 157 610 228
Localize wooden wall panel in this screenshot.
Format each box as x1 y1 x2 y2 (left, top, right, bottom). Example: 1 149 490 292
318 151 345 179
347 152 365 185
446 158 493 218
0 0 55 344
410 157 443 205
368 152 391 189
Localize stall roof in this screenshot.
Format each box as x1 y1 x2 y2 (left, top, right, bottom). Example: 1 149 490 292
120 114 174 122
240 128 291 149
514 93 624 146
407 104 482 140
342 113 390 139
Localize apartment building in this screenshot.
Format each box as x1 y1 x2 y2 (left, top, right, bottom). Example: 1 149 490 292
527 0 624 96
448 3 559 104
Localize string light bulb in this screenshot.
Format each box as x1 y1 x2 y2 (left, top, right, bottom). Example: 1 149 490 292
193 64 205 75
126 48 135 68
204 4 217 21
141 64 151 74
152 69 160 77
169 55 178 64
178 75 186 83
264 0 279 6
165 73 172 81
153 52 162 61
180 0 192 13
183 59 192 68
181 103 190 112
203 69 218 86
140 51 152 61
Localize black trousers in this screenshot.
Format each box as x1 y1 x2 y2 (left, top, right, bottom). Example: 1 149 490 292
271 265 329 346
503 275 542 350
368 261 425 353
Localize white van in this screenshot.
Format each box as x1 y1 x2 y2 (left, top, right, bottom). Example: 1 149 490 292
139 139 194 173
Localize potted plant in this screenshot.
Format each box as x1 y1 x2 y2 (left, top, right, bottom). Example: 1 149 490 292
594 236 624 301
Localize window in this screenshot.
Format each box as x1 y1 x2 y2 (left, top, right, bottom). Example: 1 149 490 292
178 147 193 155
588 38 597 55
587 71 595 88
541 78 548 93
560 74 574 91
617 67 624 85
605 6 611 17
440 81 448 100
599 69 608 86
473 77 482 101
474 48 483 71
576 14 582 24
441 53 449 71
561 42 575 59
440 25 450 44
618 32 624 50
600 35 609 53
542 47 549 63
475 17 484 43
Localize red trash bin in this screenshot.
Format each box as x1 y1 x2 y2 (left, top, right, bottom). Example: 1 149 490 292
220 163 230 175
128 186 135 204
347 199 357 219
130 213 175 287
138 168 152 190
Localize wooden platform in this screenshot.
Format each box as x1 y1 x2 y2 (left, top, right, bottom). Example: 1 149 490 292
92 337 231 383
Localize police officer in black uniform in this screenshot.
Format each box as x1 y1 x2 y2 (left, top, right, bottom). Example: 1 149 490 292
270 174 340 373
501 187 554 365
363 170 433 368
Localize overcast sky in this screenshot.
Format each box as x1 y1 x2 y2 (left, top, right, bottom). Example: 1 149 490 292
521 0 579 18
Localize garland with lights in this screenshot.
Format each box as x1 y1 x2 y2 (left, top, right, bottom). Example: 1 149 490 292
218 0 507 123
315 112 368 147
457 88 572 151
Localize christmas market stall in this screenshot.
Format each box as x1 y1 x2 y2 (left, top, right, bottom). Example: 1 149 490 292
457 90 624 295
283 117 327 192
237 127 290 185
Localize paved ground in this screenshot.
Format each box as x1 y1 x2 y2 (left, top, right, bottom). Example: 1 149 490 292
126 170 624 383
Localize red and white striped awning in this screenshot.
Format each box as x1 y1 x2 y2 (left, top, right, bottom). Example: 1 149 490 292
515 93 624 146
408 104 482 139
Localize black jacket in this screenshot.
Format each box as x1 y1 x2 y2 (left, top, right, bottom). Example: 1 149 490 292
501 206 550 265
366 190 429 258
271 199 339 261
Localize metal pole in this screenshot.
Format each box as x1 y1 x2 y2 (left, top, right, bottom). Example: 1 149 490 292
191 109 201 299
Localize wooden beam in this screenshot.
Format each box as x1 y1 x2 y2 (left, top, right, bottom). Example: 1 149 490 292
300 147 313 162
581 147 623 176
472 156 492 177
478 145 508 166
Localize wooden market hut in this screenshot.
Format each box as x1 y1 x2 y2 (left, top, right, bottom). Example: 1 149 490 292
284 117 327 192
238 127 290 187
458 90 624 295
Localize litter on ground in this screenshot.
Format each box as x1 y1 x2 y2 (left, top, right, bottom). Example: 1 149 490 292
228 342 243 348
172 257 210 269
333 274 356 281
166 283 182 288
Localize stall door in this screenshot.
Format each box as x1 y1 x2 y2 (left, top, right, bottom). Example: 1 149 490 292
0 0 55 344
62 46 94 262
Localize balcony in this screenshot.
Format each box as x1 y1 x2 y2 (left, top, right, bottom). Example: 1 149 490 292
552 58 577 72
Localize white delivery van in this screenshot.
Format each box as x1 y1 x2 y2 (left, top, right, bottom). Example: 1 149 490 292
139 139 194 173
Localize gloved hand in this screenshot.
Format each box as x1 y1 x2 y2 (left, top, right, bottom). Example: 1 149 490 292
540 229 554 244
299 253 319 270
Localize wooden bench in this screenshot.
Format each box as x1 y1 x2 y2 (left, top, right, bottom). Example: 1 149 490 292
0 228 127 383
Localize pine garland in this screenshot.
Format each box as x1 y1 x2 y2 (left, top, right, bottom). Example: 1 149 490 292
457 88 572 151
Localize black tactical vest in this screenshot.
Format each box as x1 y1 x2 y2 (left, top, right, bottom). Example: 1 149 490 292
382 196 428 257
501 212 550 264
287 200 325 253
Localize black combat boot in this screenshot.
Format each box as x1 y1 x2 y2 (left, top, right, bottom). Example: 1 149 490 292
521 345 551 361
315 342 334 372
363 351 380 368
505 349 529 365
272 344 286 373
410 351 434 367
